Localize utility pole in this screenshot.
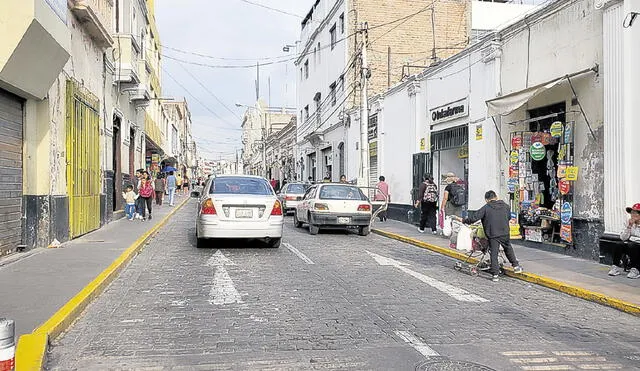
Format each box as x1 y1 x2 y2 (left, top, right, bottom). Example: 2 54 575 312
358 22 370 187
262 112 267 178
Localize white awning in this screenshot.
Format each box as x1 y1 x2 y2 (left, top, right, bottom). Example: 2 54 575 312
486 66 598 117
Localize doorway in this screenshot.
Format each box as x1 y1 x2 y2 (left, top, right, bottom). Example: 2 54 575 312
129 128 136 185
113 116 122 211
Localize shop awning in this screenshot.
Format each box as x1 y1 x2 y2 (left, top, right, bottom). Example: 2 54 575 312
486 66 598 117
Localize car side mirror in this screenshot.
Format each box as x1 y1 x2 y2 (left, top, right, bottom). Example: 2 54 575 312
190 191 200 198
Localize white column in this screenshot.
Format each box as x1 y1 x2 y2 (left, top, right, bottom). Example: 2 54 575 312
623 0 640 207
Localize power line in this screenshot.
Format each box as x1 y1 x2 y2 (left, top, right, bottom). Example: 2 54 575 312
236 0 303 19
161 53 297 69
162 66 241 130
162 44 293 62
173 60 243 121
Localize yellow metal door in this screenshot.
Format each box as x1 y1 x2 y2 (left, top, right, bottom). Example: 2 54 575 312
66 80 101 238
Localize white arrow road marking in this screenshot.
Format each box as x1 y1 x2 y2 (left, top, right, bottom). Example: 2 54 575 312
366 251 488 303
283 242 315 264
395 331 439 359
207 250 242 305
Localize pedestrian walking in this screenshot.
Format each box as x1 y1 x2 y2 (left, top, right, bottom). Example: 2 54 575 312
375 176 390 222
440 172 466 218
176 173 183 195
122 185 138 220
455 190 523 282
415 175 438 234
134 168 145 220
138 176 154 221
154 173 165 206
166 171 177 206
270 178 277 190
183 175 190 195
609 203 640 279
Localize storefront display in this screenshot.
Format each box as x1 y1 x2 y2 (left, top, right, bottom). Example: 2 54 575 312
508 120 576 245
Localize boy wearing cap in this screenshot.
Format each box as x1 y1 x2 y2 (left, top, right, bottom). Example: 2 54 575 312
609 203 640 279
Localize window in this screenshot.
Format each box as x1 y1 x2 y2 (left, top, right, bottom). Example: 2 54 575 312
330 25 337 50
339 13 345 34
210 177 272 195
313 47 317 66
319 185 367 200
300 67 303 81
287 184 307 194
329 82 337 106
339 75 345 92
317 42 321 64
304 106 309 121
304 60 309 79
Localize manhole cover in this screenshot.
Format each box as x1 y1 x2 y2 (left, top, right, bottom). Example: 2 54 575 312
416 358 496 371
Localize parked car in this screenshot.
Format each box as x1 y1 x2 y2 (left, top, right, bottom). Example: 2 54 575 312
278 182 309 215
293 183 372 236
192 175 284 248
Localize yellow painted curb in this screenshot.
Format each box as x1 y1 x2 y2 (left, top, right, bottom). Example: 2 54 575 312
15 197 190 371
373 229 640 317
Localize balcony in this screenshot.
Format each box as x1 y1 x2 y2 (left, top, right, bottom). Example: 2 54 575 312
145 112 164 148
126 60 151 104
69 0 114 48
113 35 140 85
0 0 71 99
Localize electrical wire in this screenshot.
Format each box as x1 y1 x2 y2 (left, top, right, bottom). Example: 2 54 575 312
173 60 243 121
237 0 303 19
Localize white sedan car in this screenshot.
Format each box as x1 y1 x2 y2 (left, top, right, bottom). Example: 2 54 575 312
193 175 284 248
293 183 372 236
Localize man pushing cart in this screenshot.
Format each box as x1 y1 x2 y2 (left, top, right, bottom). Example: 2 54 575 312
453 190 524 282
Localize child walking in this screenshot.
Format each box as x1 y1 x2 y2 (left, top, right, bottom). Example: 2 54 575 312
122 185 138 221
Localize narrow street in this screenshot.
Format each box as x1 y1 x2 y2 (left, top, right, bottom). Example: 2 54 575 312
48 202 640 370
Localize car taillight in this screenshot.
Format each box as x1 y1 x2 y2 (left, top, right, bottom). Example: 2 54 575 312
201 199 217 215
285 195 297 201
314 203 329 211
357 204 371 212
271 200 283 216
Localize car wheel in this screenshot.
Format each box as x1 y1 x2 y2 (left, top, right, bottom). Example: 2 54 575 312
309 224 320 235
268 238 281 248
196 237 206 248
358 226 370 236
293 213 303 228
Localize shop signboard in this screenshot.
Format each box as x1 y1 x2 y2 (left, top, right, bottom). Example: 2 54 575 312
511 136 522 149
550 121 563 138
369 141 378 157
457 146 469 159
561 202 572 224
525 228 543 242
420 138 426 151
565 166 579 181
560 224 573 243
475 124 483 140
564 122 573 143
429 97 469 125
530 142 546 161
507 178 518 193
559 179 571 195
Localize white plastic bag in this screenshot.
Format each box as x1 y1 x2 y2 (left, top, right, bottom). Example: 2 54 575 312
442 216 453 237
456 224 473 252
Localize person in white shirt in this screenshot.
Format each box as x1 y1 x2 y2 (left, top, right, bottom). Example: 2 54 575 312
609 203 640 279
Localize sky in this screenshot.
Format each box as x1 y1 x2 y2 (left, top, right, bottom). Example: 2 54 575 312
156 0 313 161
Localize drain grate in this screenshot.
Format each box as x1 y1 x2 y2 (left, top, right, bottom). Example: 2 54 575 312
416 358 497 371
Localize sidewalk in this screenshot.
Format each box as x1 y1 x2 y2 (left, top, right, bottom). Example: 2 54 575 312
371 219 640 312
0 194 189 338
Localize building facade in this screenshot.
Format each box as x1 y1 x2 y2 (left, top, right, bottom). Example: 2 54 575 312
295 0 472 184
265 117 297 184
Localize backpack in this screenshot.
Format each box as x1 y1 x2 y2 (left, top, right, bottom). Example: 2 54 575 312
423 183 438 202
449 183 466 207
139 184 154 198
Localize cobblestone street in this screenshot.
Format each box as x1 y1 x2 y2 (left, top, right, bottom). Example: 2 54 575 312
46 203 640 370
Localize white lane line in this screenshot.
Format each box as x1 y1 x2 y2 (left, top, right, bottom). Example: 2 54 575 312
511 358 559 364
284 242 315 264
577 365 623 370
503 351 548 356
207 250 243 305
366 251 488 303
395 331 439 359
564 357 607 362
521 366 575 371
553 352 596 356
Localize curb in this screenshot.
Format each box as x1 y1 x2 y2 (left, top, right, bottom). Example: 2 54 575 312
372 229 640 317
15 197 190 371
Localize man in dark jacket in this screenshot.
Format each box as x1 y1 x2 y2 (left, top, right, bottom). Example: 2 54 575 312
455 190 523 281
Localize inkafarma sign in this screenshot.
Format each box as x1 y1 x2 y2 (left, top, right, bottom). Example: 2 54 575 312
429 97 469 125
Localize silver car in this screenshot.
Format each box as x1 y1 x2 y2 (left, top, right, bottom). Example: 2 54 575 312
192 175 284 248
278 182 309 215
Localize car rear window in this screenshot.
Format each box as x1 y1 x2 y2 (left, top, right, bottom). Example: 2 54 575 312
318 185 367 200
287 184 306 194
209 177 273 195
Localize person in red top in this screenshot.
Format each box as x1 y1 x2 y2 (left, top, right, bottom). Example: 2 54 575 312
138 173 155 221
270 178 277 190
375 176 390 222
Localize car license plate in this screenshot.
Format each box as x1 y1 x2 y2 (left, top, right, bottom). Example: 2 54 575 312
235 209 253 218
338 217 350 224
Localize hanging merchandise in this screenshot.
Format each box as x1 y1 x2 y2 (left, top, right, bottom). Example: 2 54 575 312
512 136 523 149
530 142 546 161
560 224 573 243
561 202 573 224
557 165 567 179
565 166 579 181
559 179 571 195
510 151 519 165
564 122 573 144
550 121 564 138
